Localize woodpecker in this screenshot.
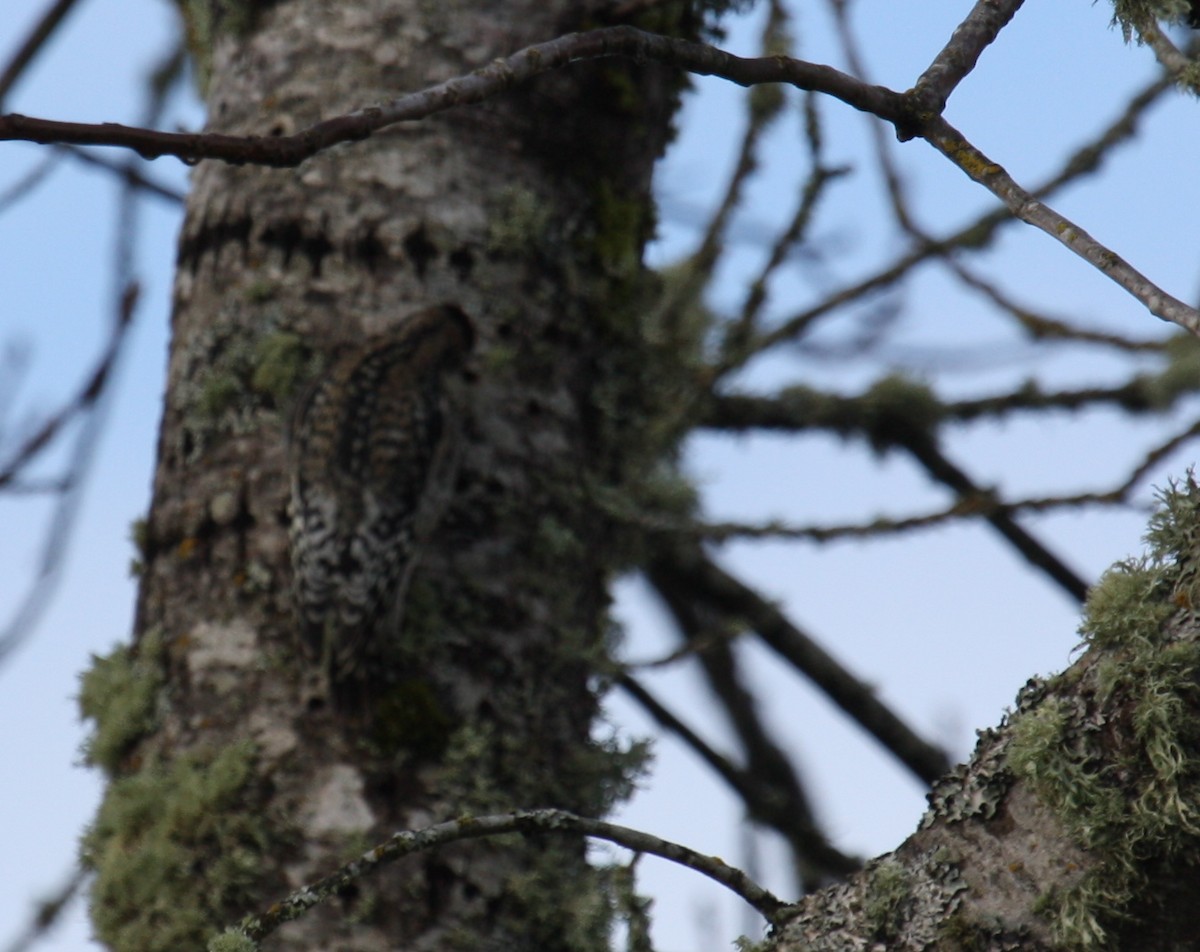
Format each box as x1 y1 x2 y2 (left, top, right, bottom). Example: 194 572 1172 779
286 304 474 679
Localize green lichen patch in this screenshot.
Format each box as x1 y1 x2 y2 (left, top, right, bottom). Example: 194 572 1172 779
589 181 652 278
922 724 1011 827
863 859 912 941
1108 0 1193 42
506 851 614 952
175 311 319 462
1003 476 1200 947
249 331 312 406
82 740 269 952
128 517 150 577
1138 333 1200 409
207 927 258 952
78 629 165 776
486 186 554 256
173 0 270 91
367 677 456 760
861 374 941 451
1079 558 1172 650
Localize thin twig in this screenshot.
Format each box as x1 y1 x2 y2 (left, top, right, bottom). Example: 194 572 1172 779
919 113 1200 336
0 866 87 952
641 568 843 892
0 302 132 488
0 0 83 107
616 673 860 881
0 284 139 664
646 538 952 785
0 151 62 214
236 809 786 943
0 27 909 166
703 360 1199 433
661 6 790 345
745 71 1176 356
889 420 1090 601
944 258 1166 351
718 108 851 367
2 25 1192 332
0 30 178 666
829 0 1158 354
56 145 185 204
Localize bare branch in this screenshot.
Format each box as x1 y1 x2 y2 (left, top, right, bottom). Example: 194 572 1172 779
0 284 139 664
920 113 1200 335
0 0 83 107
910 0 1026 115
829 0 1165 354
867 417 1091 601
0 27 908 167
2 24 1191 332
663 5 795 351
646 537 952 785
691 488 1131 543
704 353 1200 432
828 0 917 232
682 379 1093 609
732 71 1176 361
616 672 860 882
643 562 845 891
718 100 852 367
0 866 87 952
943 258 1166 350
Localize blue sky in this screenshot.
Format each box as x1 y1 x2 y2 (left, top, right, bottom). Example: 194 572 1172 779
2 2 1198 949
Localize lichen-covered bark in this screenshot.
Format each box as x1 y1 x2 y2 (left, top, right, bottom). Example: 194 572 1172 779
772 480 1200 951
81 2 702 949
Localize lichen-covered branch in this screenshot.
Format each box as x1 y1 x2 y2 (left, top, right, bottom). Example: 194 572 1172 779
772 477 1200 949
235 809 786 944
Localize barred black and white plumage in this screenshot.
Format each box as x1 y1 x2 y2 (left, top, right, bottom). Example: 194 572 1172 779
286 304 474 678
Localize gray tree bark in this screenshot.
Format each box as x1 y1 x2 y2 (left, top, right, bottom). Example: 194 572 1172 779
57 2 1200 950
78 2 707 949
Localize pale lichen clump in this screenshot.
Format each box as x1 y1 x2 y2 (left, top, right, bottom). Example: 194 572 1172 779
78 627 165 775
1109 0 1194 42
1003 476 1200 947
81 740 270 952
79 628 280 952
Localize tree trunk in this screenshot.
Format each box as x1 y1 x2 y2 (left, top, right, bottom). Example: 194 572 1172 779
78 2 702 949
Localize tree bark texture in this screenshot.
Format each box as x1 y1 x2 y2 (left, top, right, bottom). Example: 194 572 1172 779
79 2 701 949
772 481 1200 950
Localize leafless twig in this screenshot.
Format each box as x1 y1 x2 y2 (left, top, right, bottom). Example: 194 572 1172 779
2 24 1193 333
0 866 86 952
646 537 952 785
0 0 83 107
0 284 138 664
617 672 860 884
235 809 786 943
